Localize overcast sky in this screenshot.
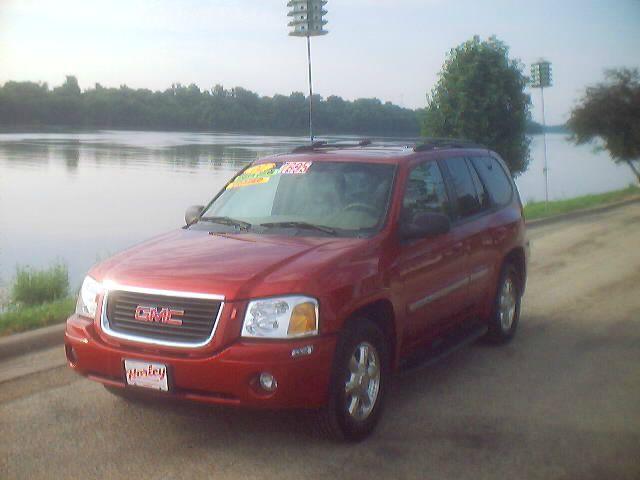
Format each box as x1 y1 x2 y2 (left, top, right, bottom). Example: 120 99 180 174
1 0 638 124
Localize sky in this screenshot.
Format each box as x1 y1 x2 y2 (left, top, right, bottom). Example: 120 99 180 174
0 0 638 124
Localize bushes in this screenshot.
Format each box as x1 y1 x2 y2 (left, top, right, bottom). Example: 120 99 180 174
10 263 69 307
0 263 74 336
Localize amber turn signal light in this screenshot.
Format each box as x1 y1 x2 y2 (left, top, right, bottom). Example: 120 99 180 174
287 302 317 336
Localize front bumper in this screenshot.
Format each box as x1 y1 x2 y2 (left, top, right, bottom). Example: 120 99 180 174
64 314 336 409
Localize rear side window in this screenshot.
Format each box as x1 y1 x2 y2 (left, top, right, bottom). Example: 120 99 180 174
443 157 482 218
470 156 513 207
467 161 490 210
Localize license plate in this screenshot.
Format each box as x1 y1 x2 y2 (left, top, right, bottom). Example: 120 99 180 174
124 359 169 392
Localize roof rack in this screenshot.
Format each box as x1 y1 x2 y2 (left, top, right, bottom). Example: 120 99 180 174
292 139 372 153
413 138 486 152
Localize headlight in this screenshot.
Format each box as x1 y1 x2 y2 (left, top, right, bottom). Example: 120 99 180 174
76 276 103 319
241 296 318 339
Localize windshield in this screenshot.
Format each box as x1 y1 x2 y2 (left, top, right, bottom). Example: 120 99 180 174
199 160 396 237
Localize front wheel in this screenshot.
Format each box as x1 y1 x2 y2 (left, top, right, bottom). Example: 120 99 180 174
316 319 389 441
485 263 522 344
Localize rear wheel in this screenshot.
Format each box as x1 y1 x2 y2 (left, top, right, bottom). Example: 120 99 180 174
485 263 521 344
316 319 389 441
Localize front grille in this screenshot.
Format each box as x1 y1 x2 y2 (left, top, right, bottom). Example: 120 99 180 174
105 290 222 345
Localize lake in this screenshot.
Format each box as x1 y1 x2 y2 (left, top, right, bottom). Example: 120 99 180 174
0 130 636 290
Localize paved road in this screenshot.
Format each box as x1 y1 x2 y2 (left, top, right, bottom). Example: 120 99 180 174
2 203 639 480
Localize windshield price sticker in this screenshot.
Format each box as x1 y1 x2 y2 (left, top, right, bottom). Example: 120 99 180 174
244 163 276 175
280 161 312 175
227 163 279 189
227 177 271 189
124 359 169 391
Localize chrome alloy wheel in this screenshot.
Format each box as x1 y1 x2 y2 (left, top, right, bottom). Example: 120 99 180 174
499 276 517 331
344 341 381 422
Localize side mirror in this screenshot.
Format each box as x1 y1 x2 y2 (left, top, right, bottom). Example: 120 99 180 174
185 205 204 226
400 212 450 240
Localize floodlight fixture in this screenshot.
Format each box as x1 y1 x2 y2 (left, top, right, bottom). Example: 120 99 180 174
530 59 553 204
287 1 328 143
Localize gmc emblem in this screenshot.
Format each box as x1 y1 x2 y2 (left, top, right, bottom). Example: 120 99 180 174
134 305 184 326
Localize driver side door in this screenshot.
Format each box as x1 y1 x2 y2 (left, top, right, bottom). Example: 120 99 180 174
396 160 470 349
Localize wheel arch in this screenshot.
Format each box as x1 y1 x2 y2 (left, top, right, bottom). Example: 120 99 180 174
343 299 398 370
504 246 527 294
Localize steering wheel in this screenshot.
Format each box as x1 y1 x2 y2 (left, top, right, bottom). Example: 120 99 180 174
341 203 378 216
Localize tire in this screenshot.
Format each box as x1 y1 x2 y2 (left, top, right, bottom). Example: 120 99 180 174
315 319 389 442
484 263 522 344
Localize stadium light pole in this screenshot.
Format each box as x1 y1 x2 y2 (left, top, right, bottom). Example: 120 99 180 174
530 59 553 204
287 0 328 144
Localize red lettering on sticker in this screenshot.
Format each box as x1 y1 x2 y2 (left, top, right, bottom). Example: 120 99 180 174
127 365 166 382
280 162 312 175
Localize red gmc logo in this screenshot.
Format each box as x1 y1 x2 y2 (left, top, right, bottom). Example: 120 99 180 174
134 306 184 326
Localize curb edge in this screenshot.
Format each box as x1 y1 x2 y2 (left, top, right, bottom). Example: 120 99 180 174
0 323 65 361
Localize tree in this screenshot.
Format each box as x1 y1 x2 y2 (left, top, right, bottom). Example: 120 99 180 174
568 68 640 182
54 75 81 96
422 36 531 175
49 75 83 125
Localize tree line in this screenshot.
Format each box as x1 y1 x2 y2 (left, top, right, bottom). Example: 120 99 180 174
0 75 553 138
0 76 421 136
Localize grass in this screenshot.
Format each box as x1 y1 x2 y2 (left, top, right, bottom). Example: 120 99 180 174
524 184 640 221
0 263 75 336
0 297 75 336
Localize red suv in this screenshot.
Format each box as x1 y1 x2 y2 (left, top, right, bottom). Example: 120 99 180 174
65 142 528 440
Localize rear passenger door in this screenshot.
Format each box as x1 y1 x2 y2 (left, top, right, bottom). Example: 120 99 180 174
440 156 494 314
466 155 519 305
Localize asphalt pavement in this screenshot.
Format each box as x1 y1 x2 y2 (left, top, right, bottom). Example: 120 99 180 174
1 202 639 480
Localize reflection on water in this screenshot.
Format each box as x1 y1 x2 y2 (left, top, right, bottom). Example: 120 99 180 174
0 130 636 288
62 142 80 172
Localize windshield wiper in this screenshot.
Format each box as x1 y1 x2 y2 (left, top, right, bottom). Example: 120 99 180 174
260 221 337 236
199 216 252 230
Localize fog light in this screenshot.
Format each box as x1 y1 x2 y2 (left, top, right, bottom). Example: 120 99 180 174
259 372 278 392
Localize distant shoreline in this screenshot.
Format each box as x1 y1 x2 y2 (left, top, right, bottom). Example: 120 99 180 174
0 125 566 138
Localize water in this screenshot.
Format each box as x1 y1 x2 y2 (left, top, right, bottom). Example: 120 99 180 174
0 130 636 290
516 134 636 203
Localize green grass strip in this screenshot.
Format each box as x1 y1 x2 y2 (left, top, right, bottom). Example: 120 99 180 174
0 297 75 336
524 185 640 221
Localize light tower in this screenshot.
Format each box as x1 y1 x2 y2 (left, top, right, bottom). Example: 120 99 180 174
530 59 553 203
287 1 328 143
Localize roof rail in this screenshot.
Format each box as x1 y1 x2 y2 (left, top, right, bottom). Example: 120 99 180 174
292 139 372 153
414 138 486 152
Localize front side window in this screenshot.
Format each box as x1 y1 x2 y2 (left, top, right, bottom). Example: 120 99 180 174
199 160 396 237
401 161 450 222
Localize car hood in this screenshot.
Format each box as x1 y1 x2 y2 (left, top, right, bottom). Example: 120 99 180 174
90 229 369 300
